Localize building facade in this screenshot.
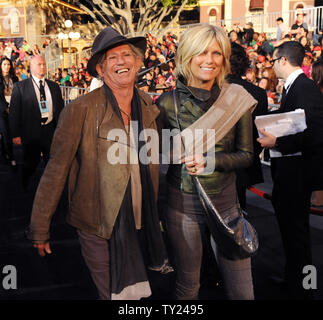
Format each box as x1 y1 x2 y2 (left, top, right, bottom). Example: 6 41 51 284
0 1 93 71
0 0 50 47
199 0 316 34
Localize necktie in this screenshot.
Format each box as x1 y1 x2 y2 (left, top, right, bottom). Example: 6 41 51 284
280 85 288 105
39 80 47 123
39 80 46 101
282 86 287 101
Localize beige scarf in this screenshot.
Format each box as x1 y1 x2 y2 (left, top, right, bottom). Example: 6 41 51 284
173 82 258 161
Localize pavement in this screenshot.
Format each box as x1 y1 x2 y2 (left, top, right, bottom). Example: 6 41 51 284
0 148 323 301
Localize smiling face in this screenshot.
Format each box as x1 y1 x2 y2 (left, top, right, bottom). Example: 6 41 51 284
96 44 142 90
188 39 223 90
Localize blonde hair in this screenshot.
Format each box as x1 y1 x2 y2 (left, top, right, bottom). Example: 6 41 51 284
175 24 231 88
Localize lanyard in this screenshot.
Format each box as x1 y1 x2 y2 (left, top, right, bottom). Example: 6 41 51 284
31 77 46 94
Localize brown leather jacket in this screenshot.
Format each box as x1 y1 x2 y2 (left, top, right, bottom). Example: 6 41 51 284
30 86 160 242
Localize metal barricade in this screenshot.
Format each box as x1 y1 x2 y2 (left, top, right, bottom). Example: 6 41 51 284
44 41 63 78
60 86 89 106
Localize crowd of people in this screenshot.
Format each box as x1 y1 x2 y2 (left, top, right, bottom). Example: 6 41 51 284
0 13 323 302
161 17 322 95
50 61 93 89
135 13 323 108
2 12 322 105
225 14 323 107
0 38 94 89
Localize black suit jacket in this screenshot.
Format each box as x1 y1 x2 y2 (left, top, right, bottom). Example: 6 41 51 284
9 78 64 144
275 73 323 190
227 75 268 186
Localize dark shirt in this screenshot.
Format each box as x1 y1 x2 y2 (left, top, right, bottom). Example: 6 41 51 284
243 28 254 45
186 82 220 112
291 22 308 31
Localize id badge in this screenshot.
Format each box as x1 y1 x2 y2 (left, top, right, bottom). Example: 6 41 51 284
38 100 49 117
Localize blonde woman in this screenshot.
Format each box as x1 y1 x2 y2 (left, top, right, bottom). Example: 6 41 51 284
157 24 256 300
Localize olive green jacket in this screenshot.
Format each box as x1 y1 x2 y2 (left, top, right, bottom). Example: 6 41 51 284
157 80 254 194
29 86 160 242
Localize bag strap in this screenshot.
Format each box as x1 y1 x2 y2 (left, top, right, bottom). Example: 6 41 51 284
172 89 184 146
172 89 200 179
172 89 244 217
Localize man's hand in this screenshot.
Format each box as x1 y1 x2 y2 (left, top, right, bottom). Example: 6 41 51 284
12 137 22 145
33 242 52 257
257 128 277 148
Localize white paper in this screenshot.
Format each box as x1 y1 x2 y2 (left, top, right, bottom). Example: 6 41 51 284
255 109 307 158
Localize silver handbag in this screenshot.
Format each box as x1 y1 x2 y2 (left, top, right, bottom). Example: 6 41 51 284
172 90 259 260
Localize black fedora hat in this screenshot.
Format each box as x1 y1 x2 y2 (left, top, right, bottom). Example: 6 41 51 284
87 27 146 77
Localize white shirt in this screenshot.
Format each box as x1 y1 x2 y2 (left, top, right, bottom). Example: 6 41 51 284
284 68 304 94
89 77 103 92
31 75 53 125
276 23 288 40
270 68 304 158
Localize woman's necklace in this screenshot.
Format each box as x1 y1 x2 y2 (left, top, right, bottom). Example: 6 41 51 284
3 75 13 96
3 74 10 87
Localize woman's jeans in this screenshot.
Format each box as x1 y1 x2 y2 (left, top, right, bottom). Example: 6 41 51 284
165 182 254 300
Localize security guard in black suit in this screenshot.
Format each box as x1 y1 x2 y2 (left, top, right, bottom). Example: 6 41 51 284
9 55 64 191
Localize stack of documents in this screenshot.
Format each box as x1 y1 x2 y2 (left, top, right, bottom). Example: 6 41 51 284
255 109 307 158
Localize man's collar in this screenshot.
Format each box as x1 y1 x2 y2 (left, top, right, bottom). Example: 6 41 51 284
284 68 303 90
32 74 46 83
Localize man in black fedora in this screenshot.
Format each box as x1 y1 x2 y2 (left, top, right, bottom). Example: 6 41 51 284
28 26 172 300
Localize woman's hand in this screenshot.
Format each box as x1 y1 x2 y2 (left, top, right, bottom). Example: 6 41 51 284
183 154 206 176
